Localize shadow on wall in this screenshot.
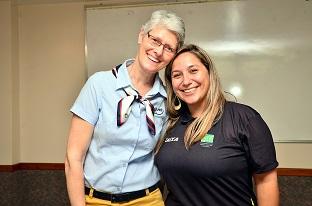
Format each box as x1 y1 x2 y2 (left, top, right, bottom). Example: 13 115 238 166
0 171 311 206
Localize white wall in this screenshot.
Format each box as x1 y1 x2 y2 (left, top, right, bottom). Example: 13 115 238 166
0 0 13 165
86 0 312 142
276 143 312 168
0 0 311 168
18 2 86 162
11 0 20 164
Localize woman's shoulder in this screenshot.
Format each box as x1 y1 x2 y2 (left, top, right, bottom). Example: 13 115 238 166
82 70 116 94
86 70 115 85
88 70 113 80
224 101 260 121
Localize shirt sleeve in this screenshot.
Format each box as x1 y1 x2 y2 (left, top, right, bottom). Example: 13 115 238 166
70 73 102 125
243 114 279 174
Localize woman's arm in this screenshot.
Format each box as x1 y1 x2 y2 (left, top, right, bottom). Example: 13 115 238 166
253 169 279 206
65 115 94 206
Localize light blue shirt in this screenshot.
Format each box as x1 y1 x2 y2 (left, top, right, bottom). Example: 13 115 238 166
70 59 167 193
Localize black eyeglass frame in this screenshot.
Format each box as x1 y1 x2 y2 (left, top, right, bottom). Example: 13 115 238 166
147 32 177 54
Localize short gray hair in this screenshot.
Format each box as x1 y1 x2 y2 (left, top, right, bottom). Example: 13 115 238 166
142 10 185 50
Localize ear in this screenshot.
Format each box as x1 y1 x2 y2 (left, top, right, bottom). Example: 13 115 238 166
138 28 145 44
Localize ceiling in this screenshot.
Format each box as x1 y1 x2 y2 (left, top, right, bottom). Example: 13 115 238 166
14 0 229 5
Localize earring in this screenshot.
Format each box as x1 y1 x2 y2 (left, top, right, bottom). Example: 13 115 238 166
174 96 181 111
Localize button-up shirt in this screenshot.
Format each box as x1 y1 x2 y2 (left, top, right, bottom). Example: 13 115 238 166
70 59 167 193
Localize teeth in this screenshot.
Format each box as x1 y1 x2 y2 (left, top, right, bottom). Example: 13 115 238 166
183 88 195 93
148 55 160 63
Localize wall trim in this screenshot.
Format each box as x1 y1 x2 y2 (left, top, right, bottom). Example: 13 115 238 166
277 168 312 176
1 164 312 176
0 163 64 172
0 165 15 172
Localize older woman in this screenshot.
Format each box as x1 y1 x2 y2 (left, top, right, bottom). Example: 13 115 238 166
65 10 185 206
156 44 279 206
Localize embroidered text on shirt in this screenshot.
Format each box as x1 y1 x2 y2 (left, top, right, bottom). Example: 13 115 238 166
154 107 164 115
165 137 179 142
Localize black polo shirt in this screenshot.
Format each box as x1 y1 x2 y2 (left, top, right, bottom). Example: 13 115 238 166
155 102 278 206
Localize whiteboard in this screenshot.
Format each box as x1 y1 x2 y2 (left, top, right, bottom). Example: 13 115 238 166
85 0 312 142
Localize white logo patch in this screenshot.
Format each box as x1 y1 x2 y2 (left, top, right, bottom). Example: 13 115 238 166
154 107 164 115
165 137 179 142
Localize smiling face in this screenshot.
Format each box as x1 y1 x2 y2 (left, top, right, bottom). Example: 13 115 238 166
137 26 178 74
171 52 210 116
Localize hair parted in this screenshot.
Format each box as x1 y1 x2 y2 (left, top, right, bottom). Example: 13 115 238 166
142 10 185 50
159 44 226 150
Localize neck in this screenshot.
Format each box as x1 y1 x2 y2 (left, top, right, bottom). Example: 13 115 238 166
128 61 156 96
188 102 207 118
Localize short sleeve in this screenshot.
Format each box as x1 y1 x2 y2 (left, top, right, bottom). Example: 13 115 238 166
70 74 102 125
244 114 279 174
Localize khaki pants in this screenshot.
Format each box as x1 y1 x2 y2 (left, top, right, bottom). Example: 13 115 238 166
85 188 164 206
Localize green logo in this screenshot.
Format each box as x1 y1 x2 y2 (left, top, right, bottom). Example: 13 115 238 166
200 134 214 147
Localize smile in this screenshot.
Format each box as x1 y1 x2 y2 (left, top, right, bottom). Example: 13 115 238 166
182 87 196 93
148 54 160 63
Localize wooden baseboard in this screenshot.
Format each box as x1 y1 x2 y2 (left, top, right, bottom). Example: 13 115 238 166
277 168 312 176
0 163 64 172
0 164 312 176
0 165 15 172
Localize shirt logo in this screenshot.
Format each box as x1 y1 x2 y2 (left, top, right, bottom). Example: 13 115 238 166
165 137 179 142
154 107 164 115
200 134 214 147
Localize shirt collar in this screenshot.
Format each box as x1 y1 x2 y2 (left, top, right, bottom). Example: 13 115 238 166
115 59 134 91
180 107 194 125
115 59 167 98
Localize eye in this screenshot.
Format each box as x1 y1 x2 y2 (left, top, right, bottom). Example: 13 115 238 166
172 72 182 79
151 37 161 46
164 45 175 53
190 68 198 73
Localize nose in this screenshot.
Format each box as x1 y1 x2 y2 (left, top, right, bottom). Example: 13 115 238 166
182 73 192 86
153 45 164 56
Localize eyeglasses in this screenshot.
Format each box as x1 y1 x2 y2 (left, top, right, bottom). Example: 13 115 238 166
147 32 177 54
